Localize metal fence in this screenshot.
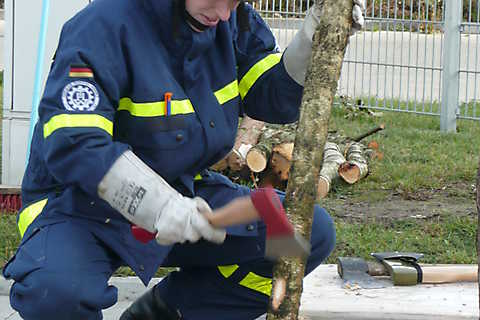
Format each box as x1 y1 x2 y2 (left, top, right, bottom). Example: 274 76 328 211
252 0 480 131
460 0 480 121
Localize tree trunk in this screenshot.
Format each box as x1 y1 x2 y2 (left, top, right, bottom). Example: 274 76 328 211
267 1 353 319
476 157 480 314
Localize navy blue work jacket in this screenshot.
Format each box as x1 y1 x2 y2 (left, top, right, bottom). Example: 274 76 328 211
18 0 303 284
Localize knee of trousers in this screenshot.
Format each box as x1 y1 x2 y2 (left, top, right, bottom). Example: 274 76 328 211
9 270 115 320
306 206 336 274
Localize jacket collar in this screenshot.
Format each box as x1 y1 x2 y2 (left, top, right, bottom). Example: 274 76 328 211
145 0 224 58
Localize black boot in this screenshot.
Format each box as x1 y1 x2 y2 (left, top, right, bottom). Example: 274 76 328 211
119 284 181 320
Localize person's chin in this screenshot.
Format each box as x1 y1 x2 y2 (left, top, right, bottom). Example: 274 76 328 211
198 15 219 27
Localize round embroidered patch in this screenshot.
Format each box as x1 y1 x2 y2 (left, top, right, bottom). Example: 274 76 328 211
62 81 100 111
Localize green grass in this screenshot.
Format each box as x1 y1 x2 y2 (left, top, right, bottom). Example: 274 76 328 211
326 215 477 264
329 101 480 197
0 214 20 265
324 100 479 264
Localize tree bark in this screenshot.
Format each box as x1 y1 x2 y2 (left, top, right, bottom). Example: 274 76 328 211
476 157 480 314
267 1 353 319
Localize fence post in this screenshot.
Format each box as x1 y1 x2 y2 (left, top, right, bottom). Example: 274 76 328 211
441 0 462 132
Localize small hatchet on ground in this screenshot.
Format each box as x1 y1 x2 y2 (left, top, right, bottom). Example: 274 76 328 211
337 252 477 288
131 187 311 259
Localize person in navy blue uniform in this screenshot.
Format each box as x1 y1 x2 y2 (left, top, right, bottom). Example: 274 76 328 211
3 0 364 319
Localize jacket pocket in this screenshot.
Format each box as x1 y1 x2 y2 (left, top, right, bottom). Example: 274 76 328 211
126 116 191 150
3 226 49 280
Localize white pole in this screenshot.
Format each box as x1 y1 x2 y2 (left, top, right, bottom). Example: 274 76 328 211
440 0 461 132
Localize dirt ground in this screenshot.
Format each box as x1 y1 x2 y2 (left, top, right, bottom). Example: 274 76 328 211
323 183 477 221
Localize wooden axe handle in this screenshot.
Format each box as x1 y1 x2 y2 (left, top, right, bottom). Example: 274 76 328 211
131 196 259 243
367 261 478 283
420 265 477 283
131 187 295 243
203 197 259 228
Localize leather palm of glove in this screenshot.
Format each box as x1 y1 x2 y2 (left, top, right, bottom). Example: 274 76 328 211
283 0 366 86
98 150 226 246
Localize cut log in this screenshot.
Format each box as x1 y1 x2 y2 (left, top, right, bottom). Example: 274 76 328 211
317 142 346 199
272 142 294 162
339 142 368 184
245 123 298 173
227 147 251 171
227 116 265 171
271 143 294 181
259 168 287 190
246 145 270 173
210 158 229 172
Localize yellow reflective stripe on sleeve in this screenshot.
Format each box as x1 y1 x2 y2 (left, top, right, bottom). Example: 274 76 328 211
239 53 282 100
43 114 113 138
18 198 48 238
239 272 272 296
214 80 239 105
194 174 203 181
118 98 194 117
218 265 239 278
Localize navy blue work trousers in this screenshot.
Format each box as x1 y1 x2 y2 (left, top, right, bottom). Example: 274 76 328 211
3 179 335 320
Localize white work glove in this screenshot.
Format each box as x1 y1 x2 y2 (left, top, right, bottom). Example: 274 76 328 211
352 0 366 32
154 196 225 245
98 150 226 246
283 0 366 86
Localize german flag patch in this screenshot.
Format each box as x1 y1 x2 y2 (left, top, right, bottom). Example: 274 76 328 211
69 64 94 78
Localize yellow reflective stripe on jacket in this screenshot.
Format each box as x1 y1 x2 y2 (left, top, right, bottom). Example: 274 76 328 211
218 265 272 296
43 114 113 138
239 53 282 99
118 97 194 117
218 265 239 278
239 272 272 296
214 80 239 105
18 198 48 238
194 174 203 181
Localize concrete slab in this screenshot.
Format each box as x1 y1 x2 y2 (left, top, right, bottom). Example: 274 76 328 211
300 265 478 320
1 265 478 319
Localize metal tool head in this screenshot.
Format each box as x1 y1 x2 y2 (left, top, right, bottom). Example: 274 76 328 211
265 232 311 259
371 252 424 263
337 257 391 289
252 187 311 258
371 252 424 286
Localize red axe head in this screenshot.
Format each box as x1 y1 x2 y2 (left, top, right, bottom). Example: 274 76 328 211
251 187 311 259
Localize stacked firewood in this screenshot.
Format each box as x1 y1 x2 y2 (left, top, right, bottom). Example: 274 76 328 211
211 116 384 197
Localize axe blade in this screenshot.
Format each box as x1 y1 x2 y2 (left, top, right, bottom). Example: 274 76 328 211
251 187 311 258
265 232 311 259
337 257 391 289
